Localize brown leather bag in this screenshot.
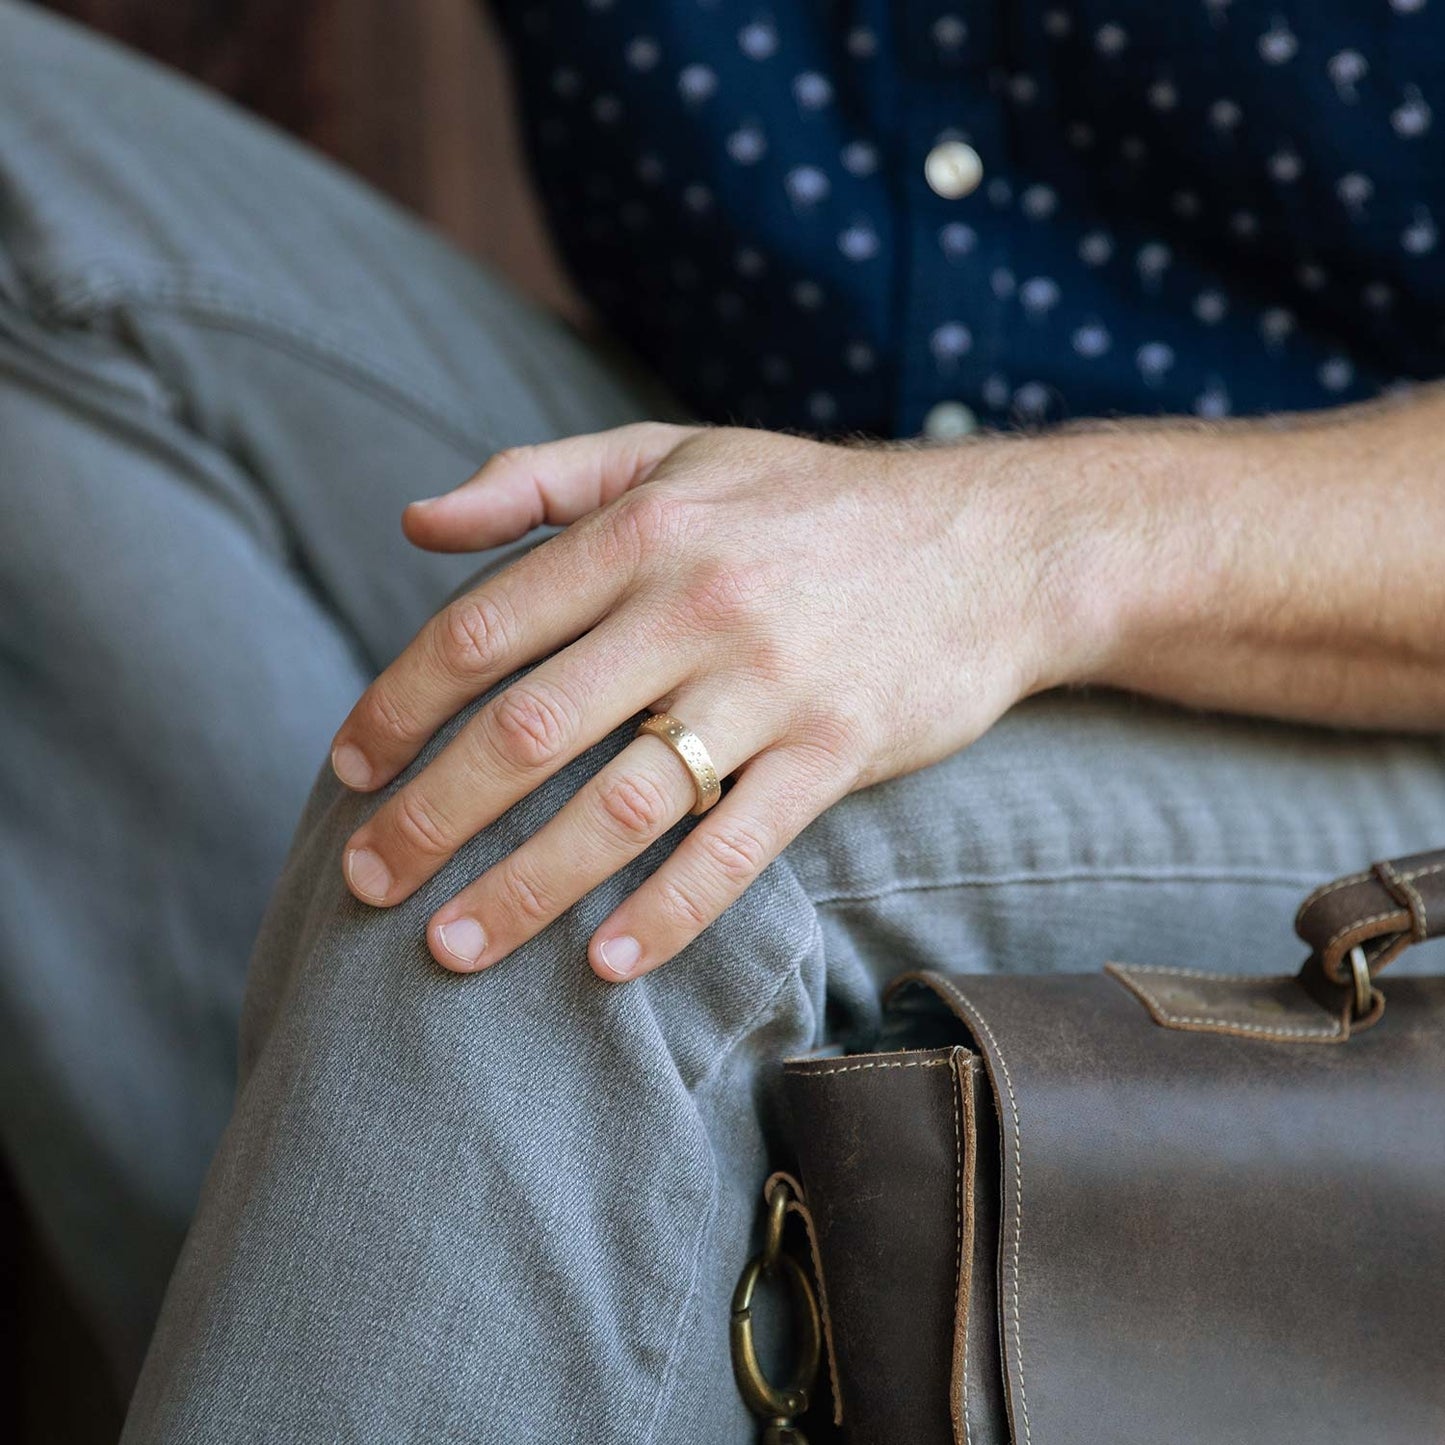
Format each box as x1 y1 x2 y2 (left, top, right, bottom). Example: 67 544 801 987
732 851 1445 1444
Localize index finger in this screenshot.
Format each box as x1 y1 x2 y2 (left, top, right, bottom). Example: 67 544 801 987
329 524 627 791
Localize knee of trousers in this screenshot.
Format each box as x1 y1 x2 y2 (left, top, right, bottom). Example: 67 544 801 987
238 659 830 1103
128 664 831 1440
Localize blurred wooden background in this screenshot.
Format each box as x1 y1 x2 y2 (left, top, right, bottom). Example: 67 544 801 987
41 0 583 318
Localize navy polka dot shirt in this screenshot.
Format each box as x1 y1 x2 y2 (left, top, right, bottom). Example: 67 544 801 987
491 1 1445 440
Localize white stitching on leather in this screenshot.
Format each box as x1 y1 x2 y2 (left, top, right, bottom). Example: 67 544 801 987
931 980 1033 1445
1323 909 1407 955
791 1056 952 1076
1398 859 1445 883
1298 860 1445 933
1381 861 1429 939
1109 966 1341 1040
953 1055 971 1445
1295 869 1371 917
1115 963 1290 982
787 1049 959 1428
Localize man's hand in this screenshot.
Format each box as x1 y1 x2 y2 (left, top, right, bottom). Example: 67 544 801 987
327 423 1089 981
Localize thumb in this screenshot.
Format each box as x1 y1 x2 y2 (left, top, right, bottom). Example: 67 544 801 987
402 421 701 553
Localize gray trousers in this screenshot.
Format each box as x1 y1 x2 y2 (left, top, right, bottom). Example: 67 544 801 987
3 5 1444 1440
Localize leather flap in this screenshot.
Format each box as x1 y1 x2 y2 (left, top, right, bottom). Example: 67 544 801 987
885 968 1445 1445
782 1047 999 1444
1104 963 1349 1041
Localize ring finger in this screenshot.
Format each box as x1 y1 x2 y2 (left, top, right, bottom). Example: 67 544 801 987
425 695 770 974
344 604 689 906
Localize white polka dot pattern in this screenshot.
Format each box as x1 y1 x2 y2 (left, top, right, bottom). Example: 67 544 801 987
493 0 1445 437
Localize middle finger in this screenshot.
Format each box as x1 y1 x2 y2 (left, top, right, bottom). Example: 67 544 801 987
342 604 693 906
424 697 769 972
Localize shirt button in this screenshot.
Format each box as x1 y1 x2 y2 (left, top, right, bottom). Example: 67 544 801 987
923 400 978 440
924 141 983 199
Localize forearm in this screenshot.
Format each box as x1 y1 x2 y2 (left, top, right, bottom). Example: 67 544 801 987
988 386 1445 731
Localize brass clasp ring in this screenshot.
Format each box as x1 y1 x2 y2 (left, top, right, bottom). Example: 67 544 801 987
730 1180 821 1430
1348 944 1373 1020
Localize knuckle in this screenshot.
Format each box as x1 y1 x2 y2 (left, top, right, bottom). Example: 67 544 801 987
695 822 771 886
362 684 425 749
485 443 551 489
437 593 511 677
737 627 791 687
571 510 628 578
786 720 866 798
681 559 759 629
654 875 712 934
389 789 454 858
795 706 865 766
615 488 691 557
500 862 556 927
491 444 537 472
489 681 576 771
595 771 673 843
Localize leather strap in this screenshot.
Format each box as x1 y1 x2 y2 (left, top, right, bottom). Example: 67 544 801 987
1295 848 1445 984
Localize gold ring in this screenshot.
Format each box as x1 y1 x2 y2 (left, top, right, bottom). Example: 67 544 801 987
636 712 723 815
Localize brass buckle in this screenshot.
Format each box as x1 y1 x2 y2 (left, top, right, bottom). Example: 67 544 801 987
730 1178 821 1443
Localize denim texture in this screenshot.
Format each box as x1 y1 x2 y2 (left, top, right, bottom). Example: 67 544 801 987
2 5 1444 1440
0 0 659 1391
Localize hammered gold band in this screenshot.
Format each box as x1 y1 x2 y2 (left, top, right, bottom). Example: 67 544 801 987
637 712 723 816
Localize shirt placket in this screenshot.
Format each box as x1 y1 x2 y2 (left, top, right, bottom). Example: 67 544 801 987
892 1 1009 439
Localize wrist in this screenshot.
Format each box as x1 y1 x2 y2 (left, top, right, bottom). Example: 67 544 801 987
972 423 1218 697
1044 422 1234 693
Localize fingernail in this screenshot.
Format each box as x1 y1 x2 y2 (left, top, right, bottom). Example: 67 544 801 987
331 742 373 789
598 934 642 979
407 495 440 509
437 917 487 970
345 847 392 903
